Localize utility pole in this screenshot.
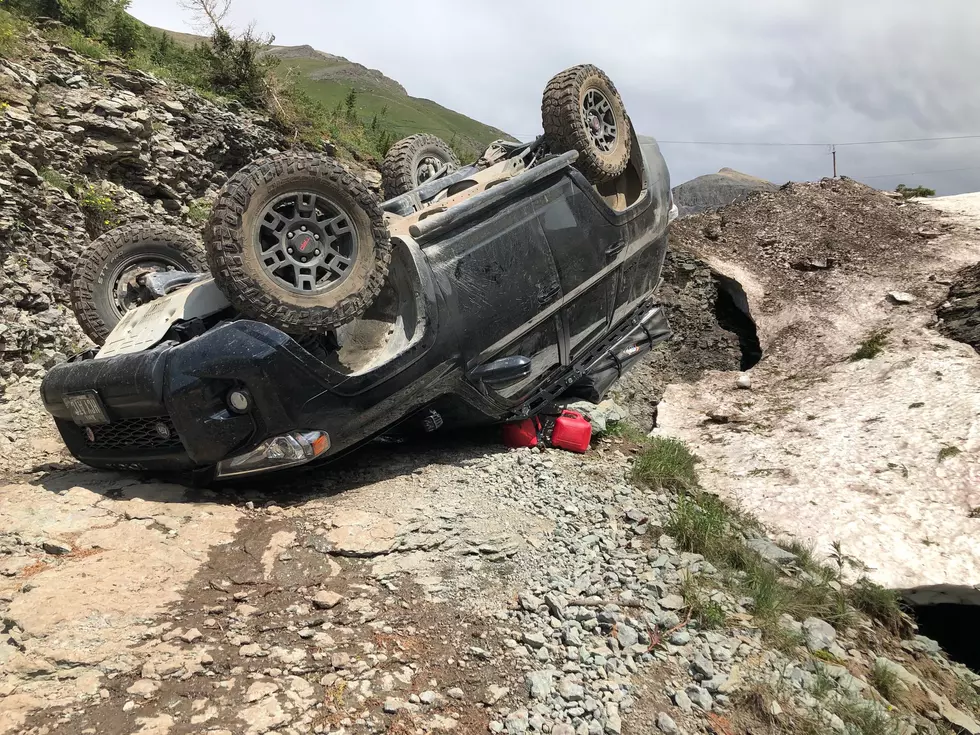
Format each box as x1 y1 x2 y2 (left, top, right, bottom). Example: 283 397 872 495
832 144 837 177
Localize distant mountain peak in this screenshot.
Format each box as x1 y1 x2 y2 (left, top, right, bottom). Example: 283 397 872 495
266 45 408 96
672 169 777 216
266 44 342 63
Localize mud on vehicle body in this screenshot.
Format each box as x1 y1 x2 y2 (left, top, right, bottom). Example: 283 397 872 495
41 65 678 482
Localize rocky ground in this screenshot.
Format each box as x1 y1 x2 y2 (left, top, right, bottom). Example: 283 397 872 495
932 194 980 354
4 413 980 735
652 185 980 592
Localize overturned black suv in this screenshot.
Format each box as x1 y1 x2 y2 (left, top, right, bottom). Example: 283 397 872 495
41 65 676 481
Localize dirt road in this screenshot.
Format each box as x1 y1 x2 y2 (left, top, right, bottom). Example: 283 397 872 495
2 409 691 734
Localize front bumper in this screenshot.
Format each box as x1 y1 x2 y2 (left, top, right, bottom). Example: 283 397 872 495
41 321 340 473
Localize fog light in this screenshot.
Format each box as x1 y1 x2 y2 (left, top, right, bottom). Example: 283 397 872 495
227 389 251 414
215 430 330 478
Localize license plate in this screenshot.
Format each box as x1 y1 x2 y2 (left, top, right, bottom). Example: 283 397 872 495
64 391 110 426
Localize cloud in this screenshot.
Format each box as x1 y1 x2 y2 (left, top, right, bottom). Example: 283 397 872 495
129 0 980 194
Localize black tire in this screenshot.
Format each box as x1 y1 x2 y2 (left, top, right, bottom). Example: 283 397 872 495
205 152 391 334
541 64 632 183
381 134 460 198
69 223 207 345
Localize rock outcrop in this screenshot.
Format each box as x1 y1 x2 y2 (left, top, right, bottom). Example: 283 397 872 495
0 27 381 392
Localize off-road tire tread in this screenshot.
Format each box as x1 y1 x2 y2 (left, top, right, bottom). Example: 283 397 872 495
541 64 632 183
205 152 391 333
70 223 206 344
381 133 460 198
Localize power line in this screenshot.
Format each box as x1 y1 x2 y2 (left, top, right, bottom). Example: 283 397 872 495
855 164 980 180
838 134 980 147
657 133 980 147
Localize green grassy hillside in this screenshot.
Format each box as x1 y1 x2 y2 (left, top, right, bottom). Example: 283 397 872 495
158 29 510 158
280 55 509 155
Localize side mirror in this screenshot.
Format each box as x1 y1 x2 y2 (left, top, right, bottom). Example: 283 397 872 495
469 356 532 387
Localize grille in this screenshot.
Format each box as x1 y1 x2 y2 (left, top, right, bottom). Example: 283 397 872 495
84 416 183 451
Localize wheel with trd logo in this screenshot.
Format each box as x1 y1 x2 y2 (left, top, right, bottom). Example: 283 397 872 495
204 152 392 333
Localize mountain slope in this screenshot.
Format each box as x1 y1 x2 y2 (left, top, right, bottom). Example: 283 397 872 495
672 168 778 216
157 29 509 155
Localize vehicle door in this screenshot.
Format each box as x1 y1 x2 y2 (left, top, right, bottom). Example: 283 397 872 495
611 136 672 325
423 186 565 403
540 178 620 361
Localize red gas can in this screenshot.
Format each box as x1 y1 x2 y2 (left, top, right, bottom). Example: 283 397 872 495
502 418 541 448
550 410 592 453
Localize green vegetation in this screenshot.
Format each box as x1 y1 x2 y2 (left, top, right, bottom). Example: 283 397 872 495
76 182 117 235
1 0 497 163
811 648 845 664
40 167 71 191
626 433 928 735
869 659 903 703
847 578 906 634
850 329 889 361
0 6 27 55
794 691 901 735
767 624 805 654
955 678 980 712
602 421 650 444
47 24 110 58
633 434 872 645
274 54 503 161
631 437 699 491
831 696 900 735
680 574 726 629
896 183 935 199
809 663 837 700
186 197 211 225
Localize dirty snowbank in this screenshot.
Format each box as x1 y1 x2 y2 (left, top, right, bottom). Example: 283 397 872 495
653 185 980 591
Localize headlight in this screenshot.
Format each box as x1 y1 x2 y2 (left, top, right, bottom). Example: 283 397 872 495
215 430 330 478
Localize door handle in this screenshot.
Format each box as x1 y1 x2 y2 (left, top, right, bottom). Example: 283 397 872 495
605 240 626 258
537 284 561 305
469 355 532 387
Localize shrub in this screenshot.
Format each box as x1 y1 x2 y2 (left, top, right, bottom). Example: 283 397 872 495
847 578 907 635
3 0 62 18
850 329 889 361
43 23 109 58
105 4 142 55
896 183 935 199
40 167 71 190
56 0 141 55
448 133 479 164
200 25 276 107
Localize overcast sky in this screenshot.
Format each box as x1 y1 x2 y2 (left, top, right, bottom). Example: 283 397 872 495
131 0 980 195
